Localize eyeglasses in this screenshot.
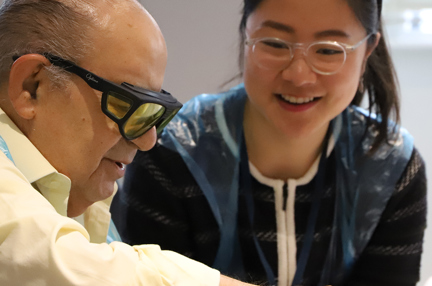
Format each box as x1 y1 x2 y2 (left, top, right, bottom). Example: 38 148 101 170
13 54 182 140
245 34 374 75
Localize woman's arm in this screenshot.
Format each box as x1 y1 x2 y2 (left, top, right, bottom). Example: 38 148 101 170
347 148 427 286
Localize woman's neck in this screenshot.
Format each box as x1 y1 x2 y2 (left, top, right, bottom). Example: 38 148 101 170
243 101 329 181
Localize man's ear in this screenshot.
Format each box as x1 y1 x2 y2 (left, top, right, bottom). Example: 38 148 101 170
8 54 51 120
361 32 381 74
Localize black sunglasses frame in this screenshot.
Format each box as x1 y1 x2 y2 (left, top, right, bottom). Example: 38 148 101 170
13 54 182 140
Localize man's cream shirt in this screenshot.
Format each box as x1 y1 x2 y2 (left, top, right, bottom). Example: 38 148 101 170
0 108 220 286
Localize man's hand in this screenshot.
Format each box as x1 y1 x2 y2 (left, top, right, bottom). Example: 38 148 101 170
219 275 257 286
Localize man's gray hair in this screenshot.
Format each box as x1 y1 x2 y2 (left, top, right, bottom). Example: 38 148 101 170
0 0 136 86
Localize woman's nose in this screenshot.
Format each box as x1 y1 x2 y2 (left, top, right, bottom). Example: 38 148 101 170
281 50 317 86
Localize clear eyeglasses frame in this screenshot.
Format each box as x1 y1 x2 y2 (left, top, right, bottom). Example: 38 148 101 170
245 33 374 75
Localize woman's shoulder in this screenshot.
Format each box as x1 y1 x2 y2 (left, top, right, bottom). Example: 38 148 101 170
342 106 414 158
348 106 411 138
395 147 427 193
174 84 247 121
158 84 247 150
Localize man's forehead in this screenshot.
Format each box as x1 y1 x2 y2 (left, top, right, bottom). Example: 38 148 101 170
82 2 166 92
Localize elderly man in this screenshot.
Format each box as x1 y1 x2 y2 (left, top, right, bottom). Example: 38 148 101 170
0 0 254 285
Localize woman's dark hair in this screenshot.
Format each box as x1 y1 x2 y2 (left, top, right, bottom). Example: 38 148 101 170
238 0 400 153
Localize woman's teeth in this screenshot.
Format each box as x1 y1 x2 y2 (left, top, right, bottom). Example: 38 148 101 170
280 94 315 104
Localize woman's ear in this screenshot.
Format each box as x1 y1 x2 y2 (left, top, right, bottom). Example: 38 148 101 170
366 32 381 58
8 54 51 120
362 32 381 73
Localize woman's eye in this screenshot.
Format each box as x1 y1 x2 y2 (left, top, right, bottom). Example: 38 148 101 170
262 40 288 49
316 48 343 55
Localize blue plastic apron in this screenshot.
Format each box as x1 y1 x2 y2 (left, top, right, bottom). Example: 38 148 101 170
159 84 413 285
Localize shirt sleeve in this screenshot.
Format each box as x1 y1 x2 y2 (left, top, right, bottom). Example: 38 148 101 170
0 153 220 286
347 148 427 286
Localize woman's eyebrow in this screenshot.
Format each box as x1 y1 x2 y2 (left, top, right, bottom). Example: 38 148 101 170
260 20 350 39
260 20 295 34
314 29 350 39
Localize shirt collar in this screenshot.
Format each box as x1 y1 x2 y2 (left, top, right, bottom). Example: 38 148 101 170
0 108 60 182
0 107 117 240
0 107 71 215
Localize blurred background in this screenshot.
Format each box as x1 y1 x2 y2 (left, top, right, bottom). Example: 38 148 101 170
142 0 432 284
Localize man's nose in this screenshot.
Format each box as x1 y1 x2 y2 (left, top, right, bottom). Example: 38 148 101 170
130 126 157 151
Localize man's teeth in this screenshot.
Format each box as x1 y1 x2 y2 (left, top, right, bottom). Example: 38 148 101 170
116 162 126 169
281 94 315 104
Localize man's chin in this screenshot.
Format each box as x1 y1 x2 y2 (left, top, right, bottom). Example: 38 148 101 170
68 180 117 217
96 180 117 202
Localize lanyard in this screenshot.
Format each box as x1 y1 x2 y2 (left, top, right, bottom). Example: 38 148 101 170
0 135 14 163
240 122 332 286
292 123 332 286
240 134 276 285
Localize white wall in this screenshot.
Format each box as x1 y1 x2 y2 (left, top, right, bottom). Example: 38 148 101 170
391 46 432 286
384 16 432 286
142 1 431 284
142 0 242 103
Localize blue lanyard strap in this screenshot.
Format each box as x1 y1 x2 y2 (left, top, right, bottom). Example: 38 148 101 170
107 219 122 243
0 135 14 163
240 133 276 285
241 122 332 286
292 122 332 286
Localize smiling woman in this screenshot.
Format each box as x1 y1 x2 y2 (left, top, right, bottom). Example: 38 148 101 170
112 0 428 285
